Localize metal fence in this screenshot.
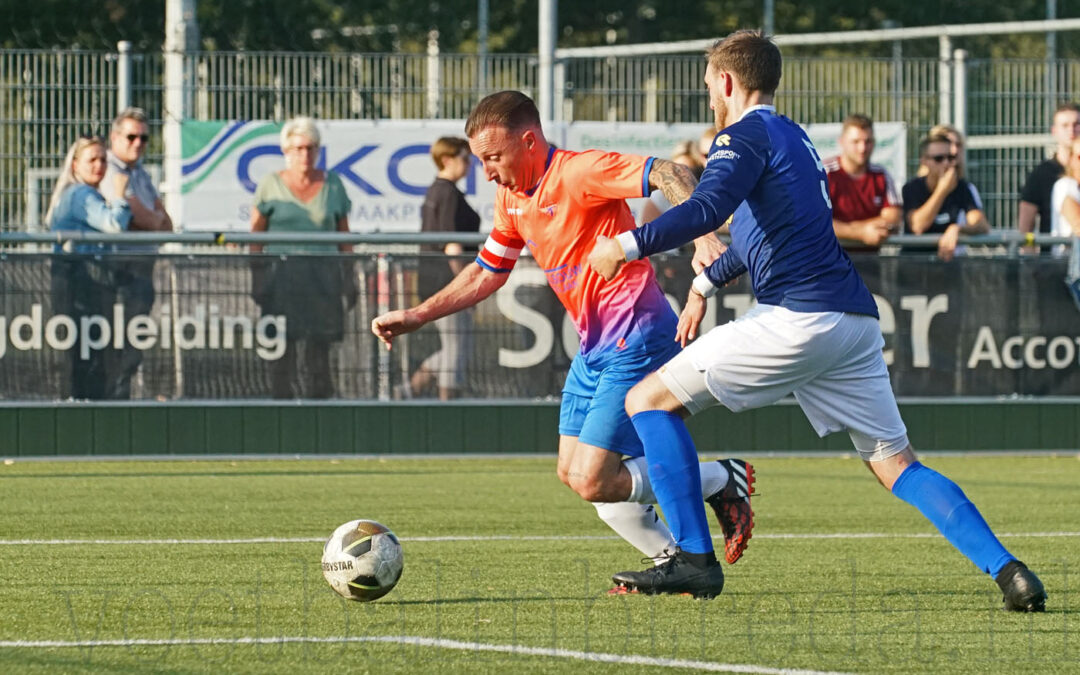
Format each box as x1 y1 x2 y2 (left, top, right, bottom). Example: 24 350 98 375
2 47 1077 234
0 230 1075 402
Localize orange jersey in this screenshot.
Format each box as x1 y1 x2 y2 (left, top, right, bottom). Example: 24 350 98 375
477 148 673 356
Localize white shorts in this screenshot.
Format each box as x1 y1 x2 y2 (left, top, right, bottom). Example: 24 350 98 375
658 304 909 462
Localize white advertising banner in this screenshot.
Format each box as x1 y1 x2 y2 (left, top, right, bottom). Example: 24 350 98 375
566 120 908 186
181 119 906 232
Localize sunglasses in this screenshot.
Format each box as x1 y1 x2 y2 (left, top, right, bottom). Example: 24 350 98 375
126 134 150 143
927 154 957 163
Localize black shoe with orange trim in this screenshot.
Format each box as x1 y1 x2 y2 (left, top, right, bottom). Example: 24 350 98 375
705 458 756 564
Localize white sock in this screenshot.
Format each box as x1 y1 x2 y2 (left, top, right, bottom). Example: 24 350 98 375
624 456 730 503
593 502 675 562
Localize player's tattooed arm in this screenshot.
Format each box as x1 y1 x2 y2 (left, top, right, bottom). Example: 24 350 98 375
648 159 697 208
648 159 726 272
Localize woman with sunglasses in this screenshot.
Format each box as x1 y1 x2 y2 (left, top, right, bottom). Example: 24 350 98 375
921 123 984 209
45 135 132 399
902 133 990 261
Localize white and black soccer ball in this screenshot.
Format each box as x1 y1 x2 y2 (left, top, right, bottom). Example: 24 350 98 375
321 519 404 601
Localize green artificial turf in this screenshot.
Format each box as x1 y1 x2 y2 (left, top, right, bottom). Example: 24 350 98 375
0 455 1077 673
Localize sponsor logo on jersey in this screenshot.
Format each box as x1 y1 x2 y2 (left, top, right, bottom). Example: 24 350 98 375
715 134 731 147
709 149 740 162
544 263 581 294
540 204 557 217
506 207 524 215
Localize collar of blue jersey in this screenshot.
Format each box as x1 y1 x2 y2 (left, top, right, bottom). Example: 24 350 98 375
737 104 777 122
525 145 557 196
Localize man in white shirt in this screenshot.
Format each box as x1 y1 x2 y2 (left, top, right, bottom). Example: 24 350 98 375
99 107 173 398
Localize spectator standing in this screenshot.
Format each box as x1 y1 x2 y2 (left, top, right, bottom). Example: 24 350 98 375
902 134 990 261
411 137 481 400
825 114 902 249
46 136 132 399
99 107 173 399
250 117 354 399
1049 138 1080 309
1019 103 1080 238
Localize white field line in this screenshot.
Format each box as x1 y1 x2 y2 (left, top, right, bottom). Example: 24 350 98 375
0 634 854 675
0 531 1078 546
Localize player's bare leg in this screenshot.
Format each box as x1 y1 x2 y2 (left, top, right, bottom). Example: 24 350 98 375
557 435 675 561
561 438 632 502
863 446 916 490
867 443 1046 612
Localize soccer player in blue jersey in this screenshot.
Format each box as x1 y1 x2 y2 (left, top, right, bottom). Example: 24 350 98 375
588 30 1047 611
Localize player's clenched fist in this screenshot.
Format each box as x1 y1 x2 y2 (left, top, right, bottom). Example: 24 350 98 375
587 235 627 281
371 310 421 350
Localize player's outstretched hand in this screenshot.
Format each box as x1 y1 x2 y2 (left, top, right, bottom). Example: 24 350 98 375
371 310 421 350
675 290 707 347
588 235 626 281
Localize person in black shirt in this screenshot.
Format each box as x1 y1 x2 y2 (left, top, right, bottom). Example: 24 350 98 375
902 133 989 261
411 137 481 399
1019 102 1080 238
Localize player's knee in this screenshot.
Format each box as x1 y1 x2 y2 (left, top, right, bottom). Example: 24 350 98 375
625 379 666 417
555 463 572 487
568 472 611 502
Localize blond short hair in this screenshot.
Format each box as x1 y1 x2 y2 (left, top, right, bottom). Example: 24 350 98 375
280 116 321 150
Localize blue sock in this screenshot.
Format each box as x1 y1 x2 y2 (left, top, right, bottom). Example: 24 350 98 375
891 462 1015 576
629 410 713 555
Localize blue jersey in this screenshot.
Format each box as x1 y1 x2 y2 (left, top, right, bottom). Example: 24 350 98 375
629 105 878 318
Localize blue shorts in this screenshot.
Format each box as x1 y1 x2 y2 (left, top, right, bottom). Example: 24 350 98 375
559 319 681 457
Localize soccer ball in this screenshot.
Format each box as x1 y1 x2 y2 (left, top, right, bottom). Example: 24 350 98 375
321 519 404 601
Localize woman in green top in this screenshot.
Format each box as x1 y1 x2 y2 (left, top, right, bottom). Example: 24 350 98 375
250 116 354 398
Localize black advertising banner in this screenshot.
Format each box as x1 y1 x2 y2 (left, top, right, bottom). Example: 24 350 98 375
853 255 1080 396
0 252 1076 401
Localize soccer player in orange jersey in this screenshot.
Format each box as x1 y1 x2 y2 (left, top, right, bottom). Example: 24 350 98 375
372 91 755 571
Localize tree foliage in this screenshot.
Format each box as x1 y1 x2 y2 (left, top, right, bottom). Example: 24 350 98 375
3 0 1077 57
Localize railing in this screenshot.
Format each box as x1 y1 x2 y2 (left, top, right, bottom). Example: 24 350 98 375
0 232 1076 403
0 230 1070 254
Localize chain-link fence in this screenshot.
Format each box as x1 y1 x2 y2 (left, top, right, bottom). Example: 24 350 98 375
3 46 1079 233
